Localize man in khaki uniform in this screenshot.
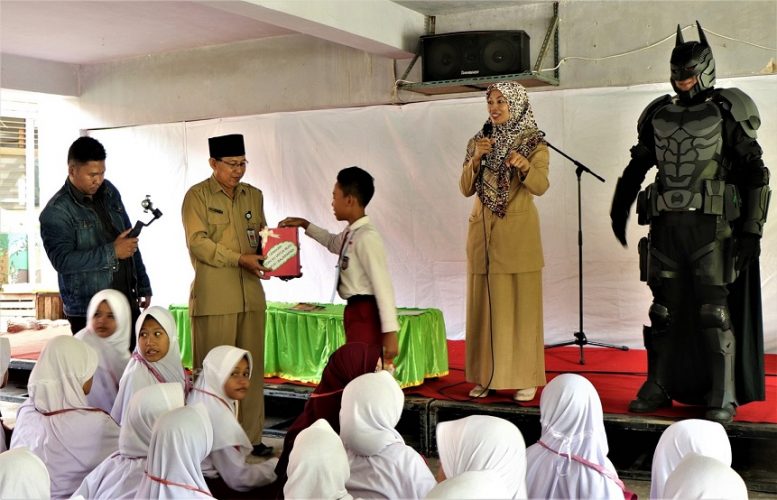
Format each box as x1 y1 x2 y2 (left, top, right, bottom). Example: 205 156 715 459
182 133 273 456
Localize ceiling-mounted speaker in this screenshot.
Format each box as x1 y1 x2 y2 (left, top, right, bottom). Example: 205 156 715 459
420 30 530 82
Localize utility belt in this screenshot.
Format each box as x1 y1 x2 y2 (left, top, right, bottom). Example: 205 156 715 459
636 180 741 225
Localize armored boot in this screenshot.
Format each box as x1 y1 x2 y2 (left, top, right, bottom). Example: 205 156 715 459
702 325 737 424
630 324 672 412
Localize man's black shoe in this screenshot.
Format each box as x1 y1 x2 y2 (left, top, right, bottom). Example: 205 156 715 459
251 443 274 457
705 404 736 424
628 395 672 413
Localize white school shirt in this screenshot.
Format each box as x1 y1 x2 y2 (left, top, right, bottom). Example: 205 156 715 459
136 404 214 499
111 306 187 424
306 216 399 333
340 371 436 499
285 419 353 500
425 470 511 499
0 337 9 453
75 289 132 414
73 382 185 499
10 336 120 499
436 414 527 499
187 345 277 491
663 453 747 500
649 418 732 499
0 447 51 499
525 373 623 500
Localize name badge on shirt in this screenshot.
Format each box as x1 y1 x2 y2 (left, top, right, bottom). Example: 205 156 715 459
247 227 258 248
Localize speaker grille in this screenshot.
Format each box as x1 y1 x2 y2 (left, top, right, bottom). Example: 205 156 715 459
421 31 530 82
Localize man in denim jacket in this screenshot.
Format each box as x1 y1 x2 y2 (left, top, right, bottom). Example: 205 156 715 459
40 137 152 348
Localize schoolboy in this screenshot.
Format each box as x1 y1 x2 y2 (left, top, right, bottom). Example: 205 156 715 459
281 166 399 365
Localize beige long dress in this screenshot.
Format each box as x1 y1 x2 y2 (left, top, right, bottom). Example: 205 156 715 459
460 144 549 390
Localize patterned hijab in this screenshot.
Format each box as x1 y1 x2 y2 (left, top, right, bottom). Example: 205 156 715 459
467 81 545 218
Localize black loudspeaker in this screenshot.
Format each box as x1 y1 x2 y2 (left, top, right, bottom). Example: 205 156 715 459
420 30 530 82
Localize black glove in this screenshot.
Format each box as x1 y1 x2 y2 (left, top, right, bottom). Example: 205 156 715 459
736 233 761 270
611 210 628 247
610 176 636 247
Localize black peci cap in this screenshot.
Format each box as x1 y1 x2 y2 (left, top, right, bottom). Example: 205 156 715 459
208 134 245 158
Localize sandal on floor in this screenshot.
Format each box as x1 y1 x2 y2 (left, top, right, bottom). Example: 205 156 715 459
468 385 491 398
513 387 537 402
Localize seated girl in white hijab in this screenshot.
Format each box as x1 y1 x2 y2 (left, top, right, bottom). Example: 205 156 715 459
285 418 352 500
0 447 51 499
73 382 185 499
75 289 131 413
136 403 214 499
663 453 747 500
525 373 629 500
187 345 278 494
0 337 10 452
436 414 527 499
111 305 188 424
340 370 436 499
10 335 120 499
649 418 732 499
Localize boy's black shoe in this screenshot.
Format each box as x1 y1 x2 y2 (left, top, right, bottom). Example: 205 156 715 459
251 443 274 457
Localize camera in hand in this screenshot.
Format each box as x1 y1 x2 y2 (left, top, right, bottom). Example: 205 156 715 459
128 195 163 237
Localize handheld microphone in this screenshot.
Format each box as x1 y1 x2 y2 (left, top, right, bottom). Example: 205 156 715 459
482 121 493 139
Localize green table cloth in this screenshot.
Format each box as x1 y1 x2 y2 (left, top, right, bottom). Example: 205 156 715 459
169 302 449 388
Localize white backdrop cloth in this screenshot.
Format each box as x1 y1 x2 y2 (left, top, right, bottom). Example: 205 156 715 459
86 75 777 352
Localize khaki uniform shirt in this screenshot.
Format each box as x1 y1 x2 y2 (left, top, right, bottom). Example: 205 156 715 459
182 176 267 316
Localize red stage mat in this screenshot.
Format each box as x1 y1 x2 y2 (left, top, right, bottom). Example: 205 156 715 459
403 341 777 424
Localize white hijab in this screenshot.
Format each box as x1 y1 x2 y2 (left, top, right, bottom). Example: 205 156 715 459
0 337 10 453
10 336 119 499
663 453 747 499
111 306 187 424
285 418 352 500
340 371 436 499
525 373 622 500
73 383 185 499
425 470 511 499
28 334 98 412
436 415 527 499
187 345 253 453
0 447 51 499
650 419 732 499
75 289 131 413
136 404 213 499
340 370 404 456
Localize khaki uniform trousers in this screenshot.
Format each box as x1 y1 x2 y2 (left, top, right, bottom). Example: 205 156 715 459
192 310 265 443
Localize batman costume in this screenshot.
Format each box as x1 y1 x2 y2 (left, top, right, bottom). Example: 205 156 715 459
610 21 770 424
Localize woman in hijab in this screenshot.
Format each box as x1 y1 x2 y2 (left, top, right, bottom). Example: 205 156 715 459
460 81 549 402
75 289 132 413
0 447 51 499
663 453 747 500
73 382 185 499
0 337 10 452
425 470 511 499
525 373 628 500
187 345 278 495
340 370 436 499
649 419 732 499
111 305 188 424
285 418 352 500
10 335 120 499
275 342 382 489
136 404 214 499
436 415 527 499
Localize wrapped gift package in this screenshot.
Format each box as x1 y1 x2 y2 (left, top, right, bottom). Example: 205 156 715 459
260 227 302 278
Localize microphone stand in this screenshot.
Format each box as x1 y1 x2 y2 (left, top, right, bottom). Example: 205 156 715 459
542 136 629 364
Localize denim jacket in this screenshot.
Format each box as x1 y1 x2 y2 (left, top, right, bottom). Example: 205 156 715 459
39 179 152 317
